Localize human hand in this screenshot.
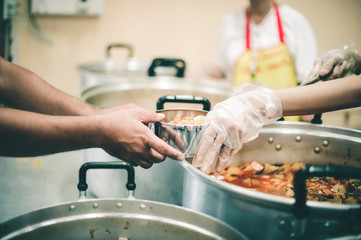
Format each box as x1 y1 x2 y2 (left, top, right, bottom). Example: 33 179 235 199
153 123 185 151
193 87 282 174
303 43 360 85
98 104 184 168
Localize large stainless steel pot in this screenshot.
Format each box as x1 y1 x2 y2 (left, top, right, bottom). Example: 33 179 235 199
78 43 149 90
78 43 186 91
182 122 361 240
0 161 246 240
81 78 233 205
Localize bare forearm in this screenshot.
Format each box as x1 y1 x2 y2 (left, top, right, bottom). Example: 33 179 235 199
0 57 96 116
276 76 361 116
0 107 100 156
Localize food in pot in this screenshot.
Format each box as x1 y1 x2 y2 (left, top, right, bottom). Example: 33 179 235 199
211 161 361 204
169 114 205 125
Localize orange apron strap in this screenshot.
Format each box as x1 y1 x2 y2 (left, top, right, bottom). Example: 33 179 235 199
245 3 284 50
274 3 284 44
245 9 251 50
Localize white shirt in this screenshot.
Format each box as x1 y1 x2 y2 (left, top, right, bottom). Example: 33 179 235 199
217 4 317 83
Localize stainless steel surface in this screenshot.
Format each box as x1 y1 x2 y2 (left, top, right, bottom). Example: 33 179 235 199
78 43 149 90
81 78 233 205
84 148 185 205
0 198 246 240
78 58 149 90
0 151 85 224
0 159 246 240
82 77 232 110
182 122 361 240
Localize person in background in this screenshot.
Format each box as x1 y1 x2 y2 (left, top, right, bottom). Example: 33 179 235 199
194 47 361 174
211 0 317 86
0 57 184 168
203 0 317 121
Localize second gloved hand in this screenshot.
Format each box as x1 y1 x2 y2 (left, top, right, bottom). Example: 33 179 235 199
303 43 360 85
193 87 283 174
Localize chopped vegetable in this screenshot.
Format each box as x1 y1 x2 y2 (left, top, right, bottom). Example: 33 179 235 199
169 114 205 126
211 161 361 204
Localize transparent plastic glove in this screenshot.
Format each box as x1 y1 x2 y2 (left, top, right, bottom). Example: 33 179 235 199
193 87 282 174
303 42 360 85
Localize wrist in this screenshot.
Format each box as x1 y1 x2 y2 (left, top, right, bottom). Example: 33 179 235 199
262 88 283 121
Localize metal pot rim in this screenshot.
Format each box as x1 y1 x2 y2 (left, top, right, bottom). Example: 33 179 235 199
0 198 246 240
81 78 234 101
78 58 148 72
181 121 361 211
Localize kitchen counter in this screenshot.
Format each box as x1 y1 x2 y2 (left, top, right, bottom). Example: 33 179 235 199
0 150 86 224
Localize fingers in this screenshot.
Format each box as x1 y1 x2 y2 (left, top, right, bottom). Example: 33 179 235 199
155 124 185 150
125 147 165 169
193 125 217 166
165 127 185 150
215 145 233 173
136 109 165 123
327 61 351 80
200 133 225 174
145 128 185 161
147 148 166 163
128 161 139 167
318 58 335 78
134 158 153 169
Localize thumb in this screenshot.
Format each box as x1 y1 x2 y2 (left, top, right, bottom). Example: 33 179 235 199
138 110 165 123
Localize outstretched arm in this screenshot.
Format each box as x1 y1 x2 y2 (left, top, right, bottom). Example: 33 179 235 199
0 104 184 168
0 58 184 167
195 75 361 173
278 76 361 116
0 57 96 116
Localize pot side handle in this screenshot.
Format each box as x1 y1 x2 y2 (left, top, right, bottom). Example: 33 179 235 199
292 165 361 218
105 43 134 59
148 58 186 78
156 95 211 111
77 161 136 198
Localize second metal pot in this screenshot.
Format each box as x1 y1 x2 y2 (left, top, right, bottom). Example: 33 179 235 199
182 122 361 240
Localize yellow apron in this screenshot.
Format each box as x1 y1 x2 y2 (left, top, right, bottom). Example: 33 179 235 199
232 4 299 121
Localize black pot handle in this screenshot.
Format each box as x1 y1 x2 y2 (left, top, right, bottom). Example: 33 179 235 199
292 165 361 218
156 95 211 111
311 114 323 124
105 43 134 58
148 58 186 77
77 161 136 198
277 114 322 123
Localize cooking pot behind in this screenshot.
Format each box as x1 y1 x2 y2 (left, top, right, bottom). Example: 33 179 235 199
78 43 186 90
0 162 246 240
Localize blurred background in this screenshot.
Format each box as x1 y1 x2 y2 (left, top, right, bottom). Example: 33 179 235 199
3 0 361 128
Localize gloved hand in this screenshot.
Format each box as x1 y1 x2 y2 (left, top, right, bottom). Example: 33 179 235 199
302 43 361 85
192 86 282 174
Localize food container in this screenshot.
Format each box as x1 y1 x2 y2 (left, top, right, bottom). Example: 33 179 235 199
0 161 247 240
181 122 361 240
152 95 210 158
